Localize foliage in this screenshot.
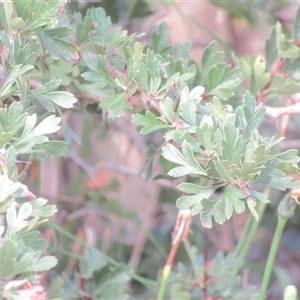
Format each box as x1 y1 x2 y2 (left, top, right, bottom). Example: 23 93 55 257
168 246 257 300
0 0 73 298
0 0 299 299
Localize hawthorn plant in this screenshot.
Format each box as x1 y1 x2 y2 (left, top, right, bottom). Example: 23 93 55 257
0 0 299 299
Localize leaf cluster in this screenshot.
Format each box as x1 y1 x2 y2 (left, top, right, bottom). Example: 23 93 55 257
50 248 132 299
169 246 256 300
0 0 77 296
162 92 300 227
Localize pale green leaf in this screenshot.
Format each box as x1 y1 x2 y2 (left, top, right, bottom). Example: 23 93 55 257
215 159 234 182
159 97 173 123
17 203 32 222
33 115 61 136
36 91 76 110
200 186 246 228
246 197 258 220
132 111 170 134
30 256 57 272
162 143 187 166
293 5 300 42
37 141 69 157
101 93 131 120
0 239 17 279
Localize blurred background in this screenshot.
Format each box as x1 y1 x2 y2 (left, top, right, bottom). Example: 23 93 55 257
23 1 300 299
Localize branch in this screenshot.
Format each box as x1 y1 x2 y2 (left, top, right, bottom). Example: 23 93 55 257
265 103 300 118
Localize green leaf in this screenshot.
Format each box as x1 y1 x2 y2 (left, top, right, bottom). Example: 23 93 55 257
6 205 17 226
158 73 180 93
265 25 278 70
82 53 116 86
0 65 33 102
215 159 235 183
80 248 107 279
179 86 203 125
177 183 223 212
101 93 131 120
161 143 187 166
146 50 159 78
197 116 214 149
32 201 57 218
14 0 66 31
239 56 270 95
248 189 269 203
0 239 17 279
181 141 205 171
266 75 300 97
267 171 295 191
221 122 245 164
22 231 48 251
132 111 170 134
90 7 111 45
33 115 61 136
37 141 69 157
246 197 258 220
209 66 243 99
106 27 127 52
293 5 300 43
39 27 78 60
159 97 173 123
30 256 57 272
162 143 207 177
0 174 21 202
76 21 92 46
10 17 25 31
200 186 246 228
200 41 224 78
35 91 77 112
151 22 171 55
243 90 264 134
17 203 32 222
0 0 13 32
0 131 13 148
133 61 149 90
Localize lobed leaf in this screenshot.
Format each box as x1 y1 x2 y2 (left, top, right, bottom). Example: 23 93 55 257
132 111 170 134
200 186 246 228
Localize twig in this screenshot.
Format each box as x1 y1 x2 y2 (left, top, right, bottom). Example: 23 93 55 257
265 103 300 118
157 209 192 300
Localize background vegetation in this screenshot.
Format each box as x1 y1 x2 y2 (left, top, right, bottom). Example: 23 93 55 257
0 1 300 299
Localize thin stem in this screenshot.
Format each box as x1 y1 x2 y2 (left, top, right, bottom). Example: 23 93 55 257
157 243 180 300
234 187 271 263
157 210 192 300
238 202 267 260
258 216 287 300
233 212 253 257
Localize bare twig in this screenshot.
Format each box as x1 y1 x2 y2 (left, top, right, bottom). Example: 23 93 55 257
265 103 300 118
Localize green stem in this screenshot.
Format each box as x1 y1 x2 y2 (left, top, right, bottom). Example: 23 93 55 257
157 265 171 300
233 211 253 257
238 202 267 260
258 216 287 300
234 188 271 260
